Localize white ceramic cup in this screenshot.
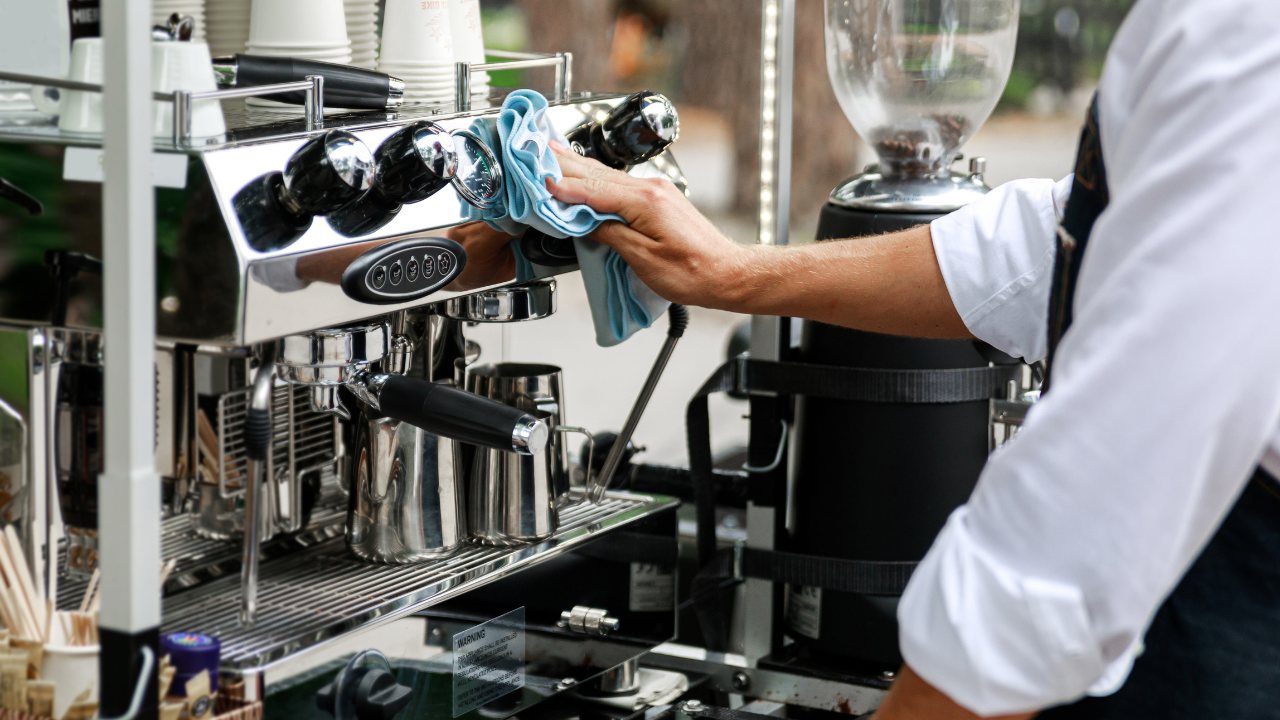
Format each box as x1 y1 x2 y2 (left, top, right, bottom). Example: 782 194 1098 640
250 0 348 48
43 643 100 720
379 0 453 66
57 38 106 134
153 41 226 138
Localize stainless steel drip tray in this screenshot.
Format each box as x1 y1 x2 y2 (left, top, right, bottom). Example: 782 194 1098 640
58 498 349 609
161 490 679 674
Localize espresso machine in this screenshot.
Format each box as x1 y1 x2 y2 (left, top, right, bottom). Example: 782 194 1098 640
0 44 689 716
786 0 1027 667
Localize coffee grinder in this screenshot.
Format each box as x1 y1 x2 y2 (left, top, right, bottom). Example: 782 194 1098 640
787 0 1020 668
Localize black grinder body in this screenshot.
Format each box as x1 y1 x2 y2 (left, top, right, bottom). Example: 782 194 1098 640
785 202 992 667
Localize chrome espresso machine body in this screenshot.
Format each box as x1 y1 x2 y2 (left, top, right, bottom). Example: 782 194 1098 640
0 64 685 717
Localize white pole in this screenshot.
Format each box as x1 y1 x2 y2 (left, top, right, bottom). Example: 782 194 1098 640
100 0 160 712
741 0 795 667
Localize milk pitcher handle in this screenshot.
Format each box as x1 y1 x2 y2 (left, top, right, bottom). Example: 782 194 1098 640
554 426 601 505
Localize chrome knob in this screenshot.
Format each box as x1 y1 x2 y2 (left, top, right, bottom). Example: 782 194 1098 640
566 91 679 169
281 130 375 215
373 121 458 205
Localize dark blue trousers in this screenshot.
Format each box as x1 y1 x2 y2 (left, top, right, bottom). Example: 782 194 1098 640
1040 471 1280 719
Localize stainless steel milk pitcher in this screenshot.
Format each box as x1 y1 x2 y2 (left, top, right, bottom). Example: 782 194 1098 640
345 408 467 563
465 363 600 546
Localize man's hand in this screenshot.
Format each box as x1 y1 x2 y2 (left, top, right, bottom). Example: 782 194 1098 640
872 665 1036 720
545 143 970 338
444 221 518 291
546 143 753 309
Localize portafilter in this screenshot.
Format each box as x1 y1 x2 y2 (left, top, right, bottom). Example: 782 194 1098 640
274 322 548 456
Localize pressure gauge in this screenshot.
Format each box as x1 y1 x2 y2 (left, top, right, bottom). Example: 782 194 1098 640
449 129 503 209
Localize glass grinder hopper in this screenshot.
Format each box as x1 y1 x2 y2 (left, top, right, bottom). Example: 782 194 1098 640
819 0 1019 234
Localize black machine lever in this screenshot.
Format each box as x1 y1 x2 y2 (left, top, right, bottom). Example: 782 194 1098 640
316 667 413 720
0 177 43 216
44 249 102 327
213 54 404 110
363 375 548 455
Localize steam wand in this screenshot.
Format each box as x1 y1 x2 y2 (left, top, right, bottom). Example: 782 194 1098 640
591 304 688 500
240 344 276 626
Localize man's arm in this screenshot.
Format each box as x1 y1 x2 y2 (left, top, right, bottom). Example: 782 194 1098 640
546 144 971 339
875 666 1035 720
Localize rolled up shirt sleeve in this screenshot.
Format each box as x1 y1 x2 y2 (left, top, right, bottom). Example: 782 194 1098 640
930 175 1072 362
900 0 1280 714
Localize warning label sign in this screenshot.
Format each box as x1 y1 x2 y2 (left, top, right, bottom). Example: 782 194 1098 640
452 607 526 717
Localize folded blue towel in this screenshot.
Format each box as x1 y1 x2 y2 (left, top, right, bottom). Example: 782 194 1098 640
463 90 670 347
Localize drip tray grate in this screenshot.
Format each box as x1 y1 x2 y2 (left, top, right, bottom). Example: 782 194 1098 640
161 491 678 673
59 494 348 610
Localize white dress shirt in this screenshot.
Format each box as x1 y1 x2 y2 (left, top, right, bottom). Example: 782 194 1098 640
898 0 1280 714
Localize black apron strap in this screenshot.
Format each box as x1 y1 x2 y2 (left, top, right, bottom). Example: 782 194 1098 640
1046 94 1111 385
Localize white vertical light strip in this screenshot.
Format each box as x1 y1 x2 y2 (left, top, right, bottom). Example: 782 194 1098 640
739 0 797 667
757 0 795 247
100 0 161 633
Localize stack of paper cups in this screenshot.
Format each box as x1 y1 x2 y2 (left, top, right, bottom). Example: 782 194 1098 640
378 0 456 105
345 0 380 70
247 0 351 106
154 0 208 41
448 0 488 95
206 0 252 56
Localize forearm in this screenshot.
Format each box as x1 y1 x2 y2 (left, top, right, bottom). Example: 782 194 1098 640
723 225 972 339
873 665 1037 720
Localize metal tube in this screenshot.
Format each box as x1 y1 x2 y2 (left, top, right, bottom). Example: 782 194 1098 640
172 90 192 144
170 80 315 144
455 61 472 111
591 308 686 502
482 49 557 60
553 53 566 102
562 52 574 98
186 80 312 102
0 70 174 100
470 58 563 72
305 75 324 130
240 347 277 627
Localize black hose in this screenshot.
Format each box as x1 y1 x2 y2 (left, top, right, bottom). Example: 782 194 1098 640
244 345 277 462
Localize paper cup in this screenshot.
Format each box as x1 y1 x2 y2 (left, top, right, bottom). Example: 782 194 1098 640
246 40 352 52
379 0 453 65
448 0 485 65
43 644 99 720
153 41 226 139
245 45 352 61
250 0 348 49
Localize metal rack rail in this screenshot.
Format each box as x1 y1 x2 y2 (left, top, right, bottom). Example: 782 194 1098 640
161 490 677 673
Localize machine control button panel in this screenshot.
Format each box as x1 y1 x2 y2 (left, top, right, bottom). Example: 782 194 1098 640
341 236 467 304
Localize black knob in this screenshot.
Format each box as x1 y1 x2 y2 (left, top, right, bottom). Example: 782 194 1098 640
233 172 314 252
518 228 578 267
373 121 457 205
566 91 678 169
326 189 403 238
354 669 412 720
282 130 375 215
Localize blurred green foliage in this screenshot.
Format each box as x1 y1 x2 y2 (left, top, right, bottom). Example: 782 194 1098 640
1000 0 1137 110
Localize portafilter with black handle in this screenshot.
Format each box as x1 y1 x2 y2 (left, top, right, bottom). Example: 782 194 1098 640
274 322 548 456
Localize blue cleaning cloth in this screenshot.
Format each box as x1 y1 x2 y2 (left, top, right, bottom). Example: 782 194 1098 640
463 90 670 347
